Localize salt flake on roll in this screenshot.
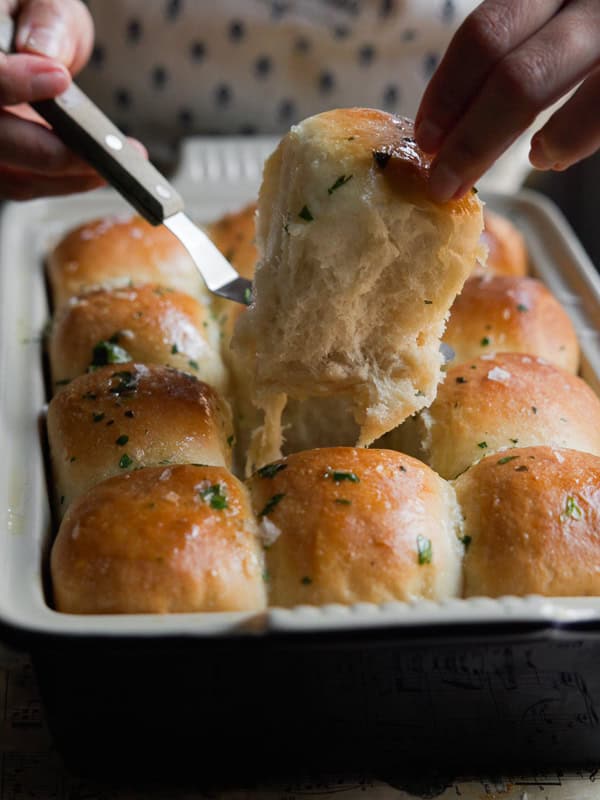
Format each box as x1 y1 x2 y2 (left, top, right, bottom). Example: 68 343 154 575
233 108 485 469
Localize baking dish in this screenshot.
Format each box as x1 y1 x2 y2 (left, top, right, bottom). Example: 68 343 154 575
3 137 600 779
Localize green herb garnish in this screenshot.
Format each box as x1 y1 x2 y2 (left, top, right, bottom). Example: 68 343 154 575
480 336 490 347
258 493 285 518
334 498 352 505
109 370 138 395
124 410 134 418
115 434 129 446
417 535 432 565
91 340 132 368
562 496 583 521
200 483 228 510
517 304 528 313
257 462 288 479
497 455 519 465
460 534 472 550
424 299 433 304
171 344 179 354
531 406 537 414
327 174 353 195
298 205 314 222
188 359 199 371
301 576 313 585
227 434 235 448
243 286 252 305
93 412 105 423
119 453 133 469
477 441 488 449
456 376 467 384
323 470 360 483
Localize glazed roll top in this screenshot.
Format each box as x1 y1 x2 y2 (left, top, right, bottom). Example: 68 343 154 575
47 364 234 514
443 275 579 372
387 353 600 480
456 447 600 597
47 214 208 308
233 108 484 467
48 284 227 394
476 208 528 277
247 447 464 607
51 464 267 614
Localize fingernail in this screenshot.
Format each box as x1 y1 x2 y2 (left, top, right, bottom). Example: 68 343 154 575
428 162 461 204
415 119 443 153
23 25 63 59
31 65 69 97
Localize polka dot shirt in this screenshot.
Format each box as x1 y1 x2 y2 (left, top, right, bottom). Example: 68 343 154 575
79 0 477 159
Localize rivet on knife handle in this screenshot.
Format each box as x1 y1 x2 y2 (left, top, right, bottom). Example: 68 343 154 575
0 14 183 225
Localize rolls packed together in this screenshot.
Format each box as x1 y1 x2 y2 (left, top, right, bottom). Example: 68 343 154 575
43 107 600 615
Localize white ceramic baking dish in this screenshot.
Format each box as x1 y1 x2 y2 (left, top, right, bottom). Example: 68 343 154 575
2 137 600 641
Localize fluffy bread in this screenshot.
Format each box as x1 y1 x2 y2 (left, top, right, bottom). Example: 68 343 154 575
386 353 600 479
47 364 233 515
51 464 266 614
48 284 227 394
247 447 464 606
233 109 484 467
443 275 579 372
456 447 600 597
47 214 208 309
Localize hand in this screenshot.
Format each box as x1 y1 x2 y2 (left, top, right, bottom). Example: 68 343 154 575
0 0 103 200
415 0 600 202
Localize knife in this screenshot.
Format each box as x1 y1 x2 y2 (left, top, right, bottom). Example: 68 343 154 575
0 16 252 305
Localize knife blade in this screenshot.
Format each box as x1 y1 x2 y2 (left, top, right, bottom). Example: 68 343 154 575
0 15 252 306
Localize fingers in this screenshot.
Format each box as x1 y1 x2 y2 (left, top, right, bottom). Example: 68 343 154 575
14 0 94 74
424 0 600 201
0 108 96 173
0 164 104 200
415 0 564 152
530 67 600 171
0 51 69 105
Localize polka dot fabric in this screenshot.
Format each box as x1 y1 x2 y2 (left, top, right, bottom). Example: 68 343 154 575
78 0 477 161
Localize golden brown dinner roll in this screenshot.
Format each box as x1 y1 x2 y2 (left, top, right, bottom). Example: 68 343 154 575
476 208 528 277
247 447 463 607
51 464 266 614
47 214 208 309
47 364 234 514
233 109 484 468
456 446 600 597
444 275 579 372
386 353 600 480
48 284 227 394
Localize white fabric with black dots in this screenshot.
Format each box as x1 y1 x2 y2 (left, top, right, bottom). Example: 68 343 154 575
78 0 532 191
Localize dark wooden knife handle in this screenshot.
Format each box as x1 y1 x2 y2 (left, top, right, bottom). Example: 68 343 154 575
0 15 184 225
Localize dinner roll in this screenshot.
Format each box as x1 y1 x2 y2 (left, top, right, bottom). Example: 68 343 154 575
233 109 484 467
51 464 266 614
47 214 208 309
247 447 463 607
444 275 579 372
48 284 227 394
386 353 600 480
475 208 528 277
456 446 600 597
47 364 233 514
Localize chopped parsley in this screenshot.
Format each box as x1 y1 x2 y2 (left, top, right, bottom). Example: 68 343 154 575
298 205 314 222
497 455 519 465
327 174 353 194
119 453 133 469
109 370 138 395
477 441 488 449
510 438 519 445
417 535 433 565
258 492 285 518
480 336 490 347
69 456 76 463
188 359 199 371
456 376 467 384
562 495 583 522
372 150 392 169
517 304 529 313
334 498 352 506
124 410 134 418
243 286 252 305
323 469 360 484
257 462 288 479
460 534 472 550
171 344 179 354
531 406 538 414
115 434 129 446
227 434 235 448
262 570 271 583
91 340 132 367
424 299 433 305
301 576 313 585
199 483 228 511
93 412 105 423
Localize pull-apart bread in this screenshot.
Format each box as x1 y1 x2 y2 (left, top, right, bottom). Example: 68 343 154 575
233 108 485 468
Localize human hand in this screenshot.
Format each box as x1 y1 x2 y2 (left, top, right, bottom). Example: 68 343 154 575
0 0 103 200
415 0 600 202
